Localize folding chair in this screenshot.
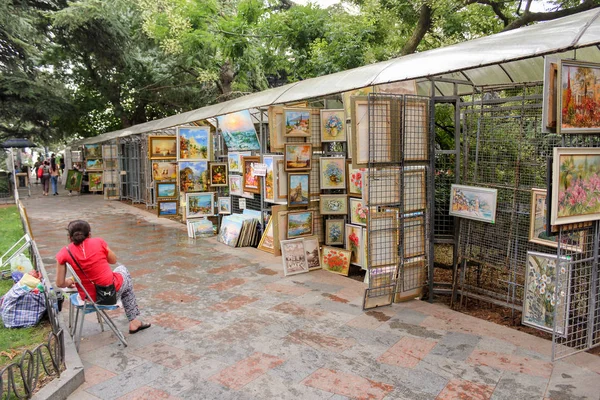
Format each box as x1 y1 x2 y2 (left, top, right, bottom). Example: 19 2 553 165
66 263 128 351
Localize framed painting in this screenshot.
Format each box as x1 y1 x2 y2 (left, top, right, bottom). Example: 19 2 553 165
325 219 345 245
320 194 348 215
258 216 275 254
284 108 311 137
209 162 228 187
530 188 585 252
148 136 177 160
263 155 277 203
287 210 314 239
272 204 288 256
280 239 310 276
177 126 210 161
404 216 425 258
369 213 399 267
551 147 600 225
229 175 243 196
156 181 177 199
284 143 312 171
158 200 178 217
347 163 365 197
242 155 261 194
71 150 83 163
65 170 83 192
86 159 103 171
186 192 215 219
345 224 363 266
542 56 559 133
321 246 351 276
343 87 373 121
217 215 243 247
449 184 498 224
268 106 286 152
84 144 102 159
523 251 570 336
557 59 600 134
362 169 401 206
320 157 346 190
103 170 119 184
103 159 118 170
349 197 368 226
152 160 177 182
216 110 260 151
351 97 393 168
404 98 429 161
103 186 119 200
218 197 232 215
303 236 321 270
320 109 346 142
404 168 426 212
102 144 118 159
276 159 288 200
228 152 240 173
179 161 209 192
287 172 310 208
88 172 103 192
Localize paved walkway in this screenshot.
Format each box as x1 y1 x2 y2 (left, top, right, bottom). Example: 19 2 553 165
22 186 600 400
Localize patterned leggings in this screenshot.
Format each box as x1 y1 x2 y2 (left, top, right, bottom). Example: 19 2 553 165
114 265 140 321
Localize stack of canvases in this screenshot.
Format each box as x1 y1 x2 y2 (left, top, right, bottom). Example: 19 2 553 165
217 210 261 248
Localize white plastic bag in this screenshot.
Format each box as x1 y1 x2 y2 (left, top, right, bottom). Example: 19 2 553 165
10 254 34 274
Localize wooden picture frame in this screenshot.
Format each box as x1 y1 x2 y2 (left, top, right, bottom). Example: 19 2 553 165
557 59 600 134
241 155 261 194
209 162 228 187
287 210 314 239
542 56 559 133
403 216 425 258
369 212 399 267
229 175 243 196
320 109 346 142
351 97 393 168
148 136 177 160
217 196 232 215
319 157 346 190
268 106 286 152
362 169 401 206
284 143 312 171
156 181 177 199
186 192 215 219
449 184 498 224
258 216 275 254
284 108 311 137
287 172 310 208
179 161 209 192
88 172 103 192
551 147 600 225
321 246 351 276
349 197 368 226
347 162 365 197
177 126 211 161
158 200 178 217
320 194 348 215
403 97 429 162
325 219 345 245
263 155 281 204
276 159 288 200
151 160 177 182
86 159 103 171
65 169 83 192
303 236 321 270
404 168 426 212
84 144 102 159
281 239 310 276
345 223 363 266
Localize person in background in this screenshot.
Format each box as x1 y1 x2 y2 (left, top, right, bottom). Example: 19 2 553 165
50 156 61 195
33 157 42 184
40 160 51 196
59 156 65 174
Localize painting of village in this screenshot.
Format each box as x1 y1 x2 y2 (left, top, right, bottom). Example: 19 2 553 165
177 126 210 160
285 144 312 171
449 184 497 224
560 60 600 133
186 192 214 218
179 161 209 192
217 110 260 151
284 108 311 137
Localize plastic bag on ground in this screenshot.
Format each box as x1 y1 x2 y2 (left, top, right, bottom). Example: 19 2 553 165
0 285 47 328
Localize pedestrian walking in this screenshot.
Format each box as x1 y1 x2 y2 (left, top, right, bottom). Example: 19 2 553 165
33 157 42 184
40 160 51 196
50 156 61 195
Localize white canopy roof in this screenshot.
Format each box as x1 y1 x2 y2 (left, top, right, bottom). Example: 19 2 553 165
77 8 600 145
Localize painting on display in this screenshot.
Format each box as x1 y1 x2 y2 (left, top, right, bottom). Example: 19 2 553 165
320 157 346 190
349 198 368 226
217 215 243 247
557 60 600 134
88 172 103 192
269 106 286 152
229 175 243 196
186 192 215 219
276 160 288 201
325 219 345 245
320 109 346 142
530 188 585 251
287 173 310 208
523 251 570 335
148 136 177 160
156 182 177 199
449 184 497 224
263 155 277 203
347 164 365 197
542 56 559 133
284 108 311 137
179 161 209 192
320 194 348 215
321 246 351 276
71 150 83 163
242 155 261 194
551 147 600 225
287 211 313 239
84 144 102 159
102 144 118 159
152 161 177 181
345 224 363 266
177 126 210 161
280 239 310 276
209 163 228 187
86 159 103 171
303 236 321 270
258 216 275 254
218 197 232 215
65 170 83 192
158 200 178 217
284 144 312 171
217 110 260 151
103 159 118 170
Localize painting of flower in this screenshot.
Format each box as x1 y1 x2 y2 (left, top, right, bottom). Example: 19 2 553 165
321 246 351 276
210 163 228 187
345 224 363 266
347 165 365 196
320 157 346 190
551 147 600 225
320 109 345 142
523 251 569 335
349 198 368 226
325 219 345 245
88 172 103 192
558 60 600 134
177 126 210 161
320 194 348 215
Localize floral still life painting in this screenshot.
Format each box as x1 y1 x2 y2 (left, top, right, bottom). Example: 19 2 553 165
177 126 210 161
325 219 345 245
349 198 368 226
345 224 363 266
210 163 228 187
88 172 103 192
321 246 351 276
347 165 365 196
320 157 346 190
320 195 347 215
320 109 345 142
523 251 569 335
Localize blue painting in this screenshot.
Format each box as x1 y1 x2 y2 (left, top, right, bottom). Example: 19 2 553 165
178 126 210 160
158 201 177 216
217 110 260 151
157 182 177 198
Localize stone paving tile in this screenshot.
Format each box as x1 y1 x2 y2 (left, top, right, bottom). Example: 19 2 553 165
115 386 180 400
146 313 201 331
122 325 178 351
129 342 202 370
153 291 201 303
270 302 329 320
128 268 155 278
436 378 494 400
429 331 481 361
416 353 503 387
86 362 171 400
475 337 517 355
544 360 600 400
66 388 103 400
207 318 270 344
163 274 201 285
207 263 250 275
209 295 259 312
313 296 364 316
287 329 356 353
302 368 394 400
378 336 439 368
208 352 286 390
208 277 247 291
264 282 313 296
148 357 229 396
80 345 147 374
176 380 255 400
79 365 117 391
490 371 549 400
242 371 335 399
78 331 119 355
379 316 445 341
332 324 404 349
467 350 553 379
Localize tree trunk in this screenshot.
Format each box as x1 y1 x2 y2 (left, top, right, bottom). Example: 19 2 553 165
401 3 433 56
219 61 234 96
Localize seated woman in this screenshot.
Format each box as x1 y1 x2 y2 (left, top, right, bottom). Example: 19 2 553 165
55 220 151 334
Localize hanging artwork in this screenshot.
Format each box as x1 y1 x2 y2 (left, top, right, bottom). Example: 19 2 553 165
284 108 311 137
349 198 368 226
319 157 346 190
156 182 177 199
449 184 497 224
217 197 232 214
287 210 314 239
281 239 310 276
84 144 102 159
186 192 215 219
152 161 177 182
242 155 261 194
103 159 118 170
209 162 228 187
557 59 600 134
268 106 286 152
347 164 365 197
88 172 103 192
177 126 211 161
65 170 83 192
321 246 351 276
258 216 275 254
320 194 348 215
179 161 209 192
345 224 363 266
284 144 312 171
148 136 177 160
217 110 260 151
320 109 346 142
523 251 570 335
541 56 559 133
276 159 288 201
86 159 103 171
551 147 600 225
158 200 178 217
325 219 345 245
287 173 310 208
229 175 243 196
102 144 118 159
263 155 277 203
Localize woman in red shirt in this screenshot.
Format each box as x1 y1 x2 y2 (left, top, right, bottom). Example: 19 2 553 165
55 220 151 334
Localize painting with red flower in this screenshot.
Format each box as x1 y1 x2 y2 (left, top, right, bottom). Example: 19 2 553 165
345 224 363 266
347 164 365 197
321 246 351 276
557 60 600 134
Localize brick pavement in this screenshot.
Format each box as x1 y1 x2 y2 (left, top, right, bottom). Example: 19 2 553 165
23 187 600 399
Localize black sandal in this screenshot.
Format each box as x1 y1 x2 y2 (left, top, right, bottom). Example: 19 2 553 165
129 322 151 334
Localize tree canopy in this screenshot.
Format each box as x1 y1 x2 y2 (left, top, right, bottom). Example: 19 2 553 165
1 0 598 146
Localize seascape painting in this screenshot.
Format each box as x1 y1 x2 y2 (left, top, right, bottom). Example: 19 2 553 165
156 182 177 198
158 201 178 217
558 60 600 133
177 126 210 161
148 136 177 160
217 110 260 151
186 192 215 219
218 197 232 214
449 184 497 224
217 216 243 247
179 161 209 192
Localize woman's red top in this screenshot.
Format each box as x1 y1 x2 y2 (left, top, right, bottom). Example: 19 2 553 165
56 237 123 302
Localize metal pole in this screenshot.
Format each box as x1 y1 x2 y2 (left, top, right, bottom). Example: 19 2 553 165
10 148 19 204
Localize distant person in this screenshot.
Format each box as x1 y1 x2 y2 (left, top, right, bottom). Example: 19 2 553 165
50 156 61 195
33 157 42 184
40 160 51 196
59 156 65 174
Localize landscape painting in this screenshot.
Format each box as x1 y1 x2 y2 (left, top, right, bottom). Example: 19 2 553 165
84 144 102 159
303 236 321 270
229 175 243 196
217 110 260 151
284 143 312 171
158 200 178 217
217 216 243 247
321 246 351 276
258 217 275 254
287 173 310 208
287 211 313 239
551 147 600 225
284 108 311 137
152 161 177 181
148 136 177 160
177 126 210 161
558 60 600 134
186 192 215 219
320 109 345 142
179 161 209 192
218 197 232 214
449 184 497 224
86 159 103 171
156 182 177 199
263 155 276 203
